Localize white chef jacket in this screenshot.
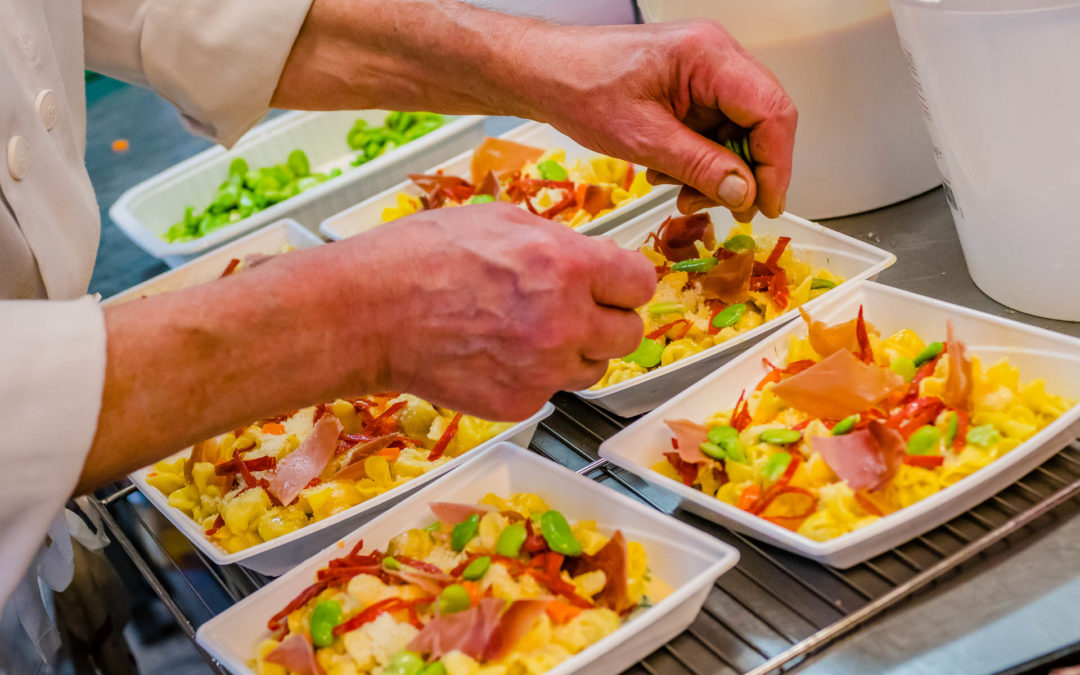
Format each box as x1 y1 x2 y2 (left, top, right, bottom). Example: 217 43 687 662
0 0 312 663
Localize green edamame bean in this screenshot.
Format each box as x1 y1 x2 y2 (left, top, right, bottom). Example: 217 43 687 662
699 442 726 461
462 556 491 581
309 600 343 648
382 556 402 571
706 425 746 463
438 584 471 615
495 523 527 558
944 411 959 446
913 342 944 367
670 257 718 273
419 662 447 675
890 357 916 382
758 428 802 445
763 452 792 482
383 650 425 675
296 176 321 193
451 514 480 552
723 234 756 253
228 157 249 178
966 424 1002 447
712 303 747 330
623 338 664 369
810 277 837 290
287 149 311 177
907 425 941 455
211 185 240 213
540 510 582 556
648 302 685 315
831 414 860 436
470 194 495 204
537 159 568 181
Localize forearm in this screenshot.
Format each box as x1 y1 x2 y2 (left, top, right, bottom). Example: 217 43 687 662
271 0 554 119
79 241 392 493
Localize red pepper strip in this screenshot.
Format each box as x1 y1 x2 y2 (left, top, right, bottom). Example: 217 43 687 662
760 486 818 530
214 455 277 476
623 164 635 191
316 564 382 581
784 360 818 375
731 389 753 432
539 189 577 219
663 452 699 486
766 236 792 267
524 568 592 609
750 454 802 516
365 400 407 437
792 419 814 431
855 306 874 363
903 454 945 468
854 491 884 517
332 598 415 636
267 579 329 631
395 556 446 576
737 484 762 511
887 396 946 439
670 437 679 450
204 514 225 536
755 369 784 391
707 304 728 335
428 413 463 461
768 264 790 310
646 319 690 341
522 518 549 554
952 409 969 451
908 350 945 392
220 258 241 278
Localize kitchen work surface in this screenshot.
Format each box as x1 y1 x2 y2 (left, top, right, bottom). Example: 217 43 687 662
84 75 1080 674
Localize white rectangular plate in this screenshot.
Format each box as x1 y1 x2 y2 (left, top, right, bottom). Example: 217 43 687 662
103 219 322 306
600 281 1080 568
318 121 677 241
109 111 485 266
196 442 740 675
576 202 896 417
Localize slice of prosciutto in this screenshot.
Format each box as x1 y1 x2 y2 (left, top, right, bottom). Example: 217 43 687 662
408 597 505 660
664 419 708 464
385 566 452 596
408 174 474 208
469 137 545 184
565 530 631 612
185 438 219 481
483 598 553 661
580 184 614 216
702 250 754 303
799 307 860 359
810 420 904 491
655 213 716 263
429 501 497 526
771 349 904 420
264 633 324 675
942 320 973 411
267 415 343 506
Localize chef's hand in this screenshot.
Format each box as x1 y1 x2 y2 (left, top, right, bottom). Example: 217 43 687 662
363 203 654 421
525 20 797 221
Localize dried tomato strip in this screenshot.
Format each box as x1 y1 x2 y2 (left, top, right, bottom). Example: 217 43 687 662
428 413 463 461
646 319 690 341
903 454 945 468
855 306 873 363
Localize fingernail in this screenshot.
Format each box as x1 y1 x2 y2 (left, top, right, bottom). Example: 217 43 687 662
718 174 748 209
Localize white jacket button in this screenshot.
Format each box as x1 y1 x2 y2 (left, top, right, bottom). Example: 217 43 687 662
35 90 59 130
7 136 29 180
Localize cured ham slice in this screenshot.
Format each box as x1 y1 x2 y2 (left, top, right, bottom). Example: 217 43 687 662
664 419 708 464
385 566 451 596
185 438 219 481
264 634 324 675
580 184 614 216
771 349 903 420
475 170 501 199
799 307 859 359
429 501 496 526
702 250 754 303
469 137 545 184
565 531 631 612
810 420 904 491
408 174 475 208
331 434 401 482
267 416 343 506
654 213 716 262
942 320 973 410
408 597 505 660
483 599 553 661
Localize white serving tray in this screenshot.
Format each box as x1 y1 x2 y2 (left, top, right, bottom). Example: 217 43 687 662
196 442 739 675
129 405 554 576
318 121 677 241
103 219 323 306
600 281 1080 568
109 111 485 266
576 203 897 417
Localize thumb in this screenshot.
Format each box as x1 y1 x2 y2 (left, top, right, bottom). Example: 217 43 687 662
645 118 757 213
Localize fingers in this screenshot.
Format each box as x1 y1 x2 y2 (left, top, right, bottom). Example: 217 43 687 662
563 357 612 392
582 305 644 362
586 238 656 309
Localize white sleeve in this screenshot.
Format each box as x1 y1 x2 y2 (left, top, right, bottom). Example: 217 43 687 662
0 297 106 609
82 0 314 146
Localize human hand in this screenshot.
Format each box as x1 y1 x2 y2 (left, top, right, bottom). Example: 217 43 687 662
345 203 655 421
519 19 797 221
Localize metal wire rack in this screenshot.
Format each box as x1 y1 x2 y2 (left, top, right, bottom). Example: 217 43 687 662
87 392 1080 674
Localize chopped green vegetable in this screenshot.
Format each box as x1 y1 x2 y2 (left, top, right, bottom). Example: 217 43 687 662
759 428 803 446
966 424 1002 447
419 663 447 675
287 149 310 177
469 194 495 204
462 556 491 581
706 425 746 463
810 277 838 290
537 159 568 181
712 303 747 329
699 442 726 461
309 600 343 648
438 585 471 615
647 302 685 315
890 357 917 382
495 522 527 558
382 556 401 571
944 411 959 446
540 510 582 556
623 338 664 368
831 414 860 436
907 425 941 455
451 514 480 552
670 257 718 273
914 342 944 367
423 521 441 533
723 234 756 253
383 651 425 675
763 452 792 482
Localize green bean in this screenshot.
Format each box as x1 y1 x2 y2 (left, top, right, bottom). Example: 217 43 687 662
907 425 941 455
670 257 718 273
966 424 1001 447
537 159 568 181
495 522 527 558
758 428 802 445
763 452 792 482
810 277 837 290
462 556 491 581
890 357 917 382
831 414 860 436
913 342 944 367
470 194 495 204
712 303 747 329
623 338 664 369
540 510 582 556
647 302 685 315
723 234 756 253
451 514 480 552
438 585 471 615
309 600 343 648
383 650 425 675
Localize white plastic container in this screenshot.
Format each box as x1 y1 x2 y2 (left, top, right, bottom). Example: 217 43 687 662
600 281 1080 568
109 111 485 266
576 203 896 417
889 0 1080 320
637 0 940 219
319 121 677 241
103 219 323 306
129 405 554 576
196 442 740 675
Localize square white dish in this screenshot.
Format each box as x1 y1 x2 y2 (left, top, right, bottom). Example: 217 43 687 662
576 202 896 417
109 111 485 266
103 219 323 306
195 442 740 675
318 121 677 241
129 405 554 576
599 281 1080 568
